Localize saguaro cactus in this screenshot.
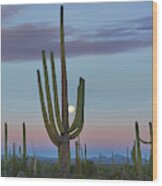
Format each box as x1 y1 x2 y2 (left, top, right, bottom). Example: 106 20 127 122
126 147 129 165
149 122 153 168
133 121 153 178
23 122 27 160
12 142 16 158
4 122 8 162
135 122 142 169
37 6 85 176
138 122 153 167
19 146 22 157
131 140 137 167
75 139 81 175
84 144 87 162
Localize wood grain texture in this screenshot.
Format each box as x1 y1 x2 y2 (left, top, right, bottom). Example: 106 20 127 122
153 1 157 181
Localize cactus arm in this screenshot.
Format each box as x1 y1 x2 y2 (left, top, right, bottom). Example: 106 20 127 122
149 122 153 143
69 78 85 139
139 138 152 144
68 80 81 132
50 52 65 134
138 122 153 144
42 51 61 141
60 5 69 130
69 126 83 140
69 78 85 132
37 70 60 146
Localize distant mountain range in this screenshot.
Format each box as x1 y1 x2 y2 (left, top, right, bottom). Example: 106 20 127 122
1 154 148 165
90 154 128 164
41 154 150 165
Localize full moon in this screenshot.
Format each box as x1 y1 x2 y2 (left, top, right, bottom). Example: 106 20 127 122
68 105 75 113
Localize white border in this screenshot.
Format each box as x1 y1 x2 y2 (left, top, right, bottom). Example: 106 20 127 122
0 0 156 5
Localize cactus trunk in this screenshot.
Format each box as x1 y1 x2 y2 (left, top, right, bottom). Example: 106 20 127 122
58 138 70 176
19 146 22 157
60 6 69 131
84 144 87 162
126 147 129 165
12 142 16 158
23 122 27 160
131 140 137 166
149 122 153 166
135 122 142 169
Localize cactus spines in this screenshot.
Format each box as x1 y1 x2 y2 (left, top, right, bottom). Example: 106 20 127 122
23 122 27 160
4 122 8 162
37 6 85 176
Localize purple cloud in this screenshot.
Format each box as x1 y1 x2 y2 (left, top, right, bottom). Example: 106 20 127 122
65 39 151 57
131 16 153 31
1 5 25 20
1 23 75 61
1 16 152 62
80 27 137 40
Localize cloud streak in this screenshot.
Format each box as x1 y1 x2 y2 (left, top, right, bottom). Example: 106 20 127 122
1 5 25 20
1 15 152 62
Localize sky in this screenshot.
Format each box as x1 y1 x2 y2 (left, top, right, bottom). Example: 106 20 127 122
1 2 153 158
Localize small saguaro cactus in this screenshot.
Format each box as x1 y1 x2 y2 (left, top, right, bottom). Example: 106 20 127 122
37 6 85 176
4 122 8 162
84 144 87 162
12 142 17 175
75 139 81 175
138 121 153 178
133 121 153 178
126 147 129 165
22 122 27 160
138 122 153 167
19 146 22 157
131 140 137 167
12 142 16 158
135 121 142 168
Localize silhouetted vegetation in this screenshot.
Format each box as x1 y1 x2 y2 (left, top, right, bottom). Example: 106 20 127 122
1 121 153 180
